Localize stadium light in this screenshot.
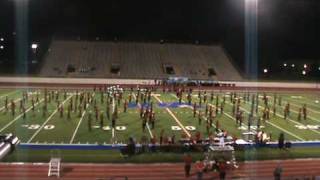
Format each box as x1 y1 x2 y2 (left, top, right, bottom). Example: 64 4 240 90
303 64 307 69
263 68 268 73
0 45 4 50
291 64 295 68
31 43 38 49
318 67 320 71
302 70 306 75
0 38 4 42
283 63 287 67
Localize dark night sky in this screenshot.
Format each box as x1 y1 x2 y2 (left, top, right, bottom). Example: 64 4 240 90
0 0 319 72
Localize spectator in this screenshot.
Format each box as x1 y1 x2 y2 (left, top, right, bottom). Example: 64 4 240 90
218 161 226 180
171 134 175 144
278 133 284 149
140 135 148 153
183 153 192 177
195 160 205 180
127 137 136 156
273 164 283 180
150 136 156 153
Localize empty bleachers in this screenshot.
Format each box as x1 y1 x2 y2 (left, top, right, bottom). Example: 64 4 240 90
40 40 242 80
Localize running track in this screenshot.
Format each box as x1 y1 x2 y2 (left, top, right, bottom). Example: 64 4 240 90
0 159 319 179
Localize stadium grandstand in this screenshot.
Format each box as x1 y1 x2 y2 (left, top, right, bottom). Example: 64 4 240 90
40 40 242 81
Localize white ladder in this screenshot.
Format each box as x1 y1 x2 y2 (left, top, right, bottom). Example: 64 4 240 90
48 157 61 178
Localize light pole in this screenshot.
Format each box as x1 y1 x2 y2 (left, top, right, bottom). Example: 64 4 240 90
245 0 258 79
15 0 29 75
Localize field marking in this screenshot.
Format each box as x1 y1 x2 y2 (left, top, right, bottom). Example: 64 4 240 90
230 102 305 141
145 123 153 138
0 98 22 112
0 90 19 99
206 102 257 134
286 101 320 114
238 97 308 139
282 96 320 111
276 101 320 123
174 93 243 132
253 99 320 136
170 94 217 129
265 121 305 141
194 93 305 141
111 96 116 140
270 111 320 136
153 95 191 138
0 91 34 112
69 93 95 144
258 95 320 119
0 98 45 133
223 100 264 133
112 128 115 140
27 95 73 143
132 93 153 138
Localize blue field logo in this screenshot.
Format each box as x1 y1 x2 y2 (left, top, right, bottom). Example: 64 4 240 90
158 102 203 109
128 103 138 108
128 102 152 108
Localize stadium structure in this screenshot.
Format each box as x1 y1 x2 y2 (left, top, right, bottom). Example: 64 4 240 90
40 40 242 81
0 0 319 179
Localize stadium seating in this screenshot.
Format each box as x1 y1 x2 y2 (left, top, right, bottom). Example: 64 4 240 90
40 40 242 81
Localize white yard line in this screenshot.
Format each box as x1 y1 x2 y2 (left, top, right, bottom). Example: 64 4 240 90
282 96 320 113
0 98 22 112
170 94 217 129
235 103 304 140
197 95 305 141
153 95 191 138
0 98 45 133
112 96 115 113
253 101 320 136
69 93 95 144
112 128 115 139
180 93 306 141
145 123 154 139
267 121 305 141
287 101 320 114
259 95 320 121
27 95 73 143
0 91 33 112
69 109 88 144
207 102 256 134
272 110 320 135
132 93 154 138
276 102 320 123
237 102 305 141
0 90 18 99
111 96 115 139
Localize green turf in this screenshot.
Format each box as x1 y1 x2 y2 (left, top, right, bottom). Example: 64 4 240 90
0 88 319 163
3 147 320 163
0 88 319 144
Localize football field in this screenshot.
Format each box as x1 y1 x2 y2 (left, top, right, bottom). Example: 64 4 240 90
0 88 319 145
